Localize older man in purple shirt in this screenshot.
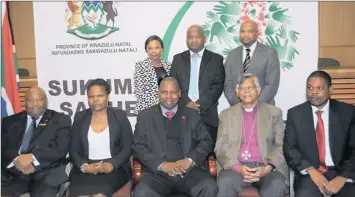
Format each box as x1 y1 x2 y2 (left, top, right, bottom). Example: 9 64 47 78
215 73 289 197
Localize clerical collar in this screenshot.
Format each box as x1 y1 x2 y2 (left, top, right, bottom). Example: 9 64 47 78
242 105 257 112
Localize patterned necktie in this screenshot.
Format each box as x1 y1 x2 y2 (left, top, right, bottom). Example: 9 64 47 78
315 111 327 173
188 53 199 101
165 111 175 119
242 48 251 73
20 117 38 154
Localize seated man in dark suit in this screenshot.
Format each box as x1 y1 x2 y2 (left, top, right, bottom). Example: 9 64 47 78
133 77 217 197
1 87 71 197
283 71 355 197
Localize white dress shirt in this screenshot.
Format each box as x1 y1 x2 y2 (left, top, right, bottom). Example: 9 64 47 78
242 41 257 63
311 100 334 167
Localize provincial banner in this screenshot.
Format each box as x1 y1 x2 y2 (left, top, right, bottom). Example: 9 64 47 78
33 1 318 126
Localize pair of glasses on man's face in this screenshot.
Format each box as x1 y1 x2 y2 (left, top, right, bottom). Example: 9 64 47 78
237 86 257 92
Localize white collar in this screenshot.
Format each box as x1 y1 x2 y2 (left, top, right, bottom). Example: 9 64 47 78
189 48 205 58
311 99 330 114
243 41 257 52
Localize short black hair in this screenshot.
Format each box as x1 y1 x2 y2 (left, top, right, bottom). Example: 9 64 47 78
307 70 332 87
86 78 111 95
159 76 180 90
145 35 164 51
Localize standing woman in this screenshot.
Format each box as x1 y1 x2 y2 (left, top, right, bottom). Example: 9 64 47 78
69 78 132 197
133 35 171 115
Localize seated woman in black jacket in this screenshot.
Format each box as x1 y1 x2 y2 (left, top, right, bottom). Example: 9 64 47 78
69 78 132 197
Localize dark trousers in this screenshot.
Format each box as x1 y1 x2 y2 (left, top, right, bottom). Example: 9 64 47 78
1 178 60 197
217 169 287 197
133 167 217 197
294 169 355 197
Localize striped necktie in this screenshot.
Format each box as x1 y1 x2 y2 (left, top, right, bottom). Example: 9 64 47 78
242 48 251 73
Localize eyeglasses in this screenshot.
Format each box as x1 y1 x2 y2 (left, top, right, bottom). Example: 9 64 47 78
238 86 257 92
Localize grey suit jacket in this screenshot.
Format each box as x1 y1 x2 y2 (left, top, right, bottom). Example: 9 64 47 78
214 102 289 182
224 42 280 106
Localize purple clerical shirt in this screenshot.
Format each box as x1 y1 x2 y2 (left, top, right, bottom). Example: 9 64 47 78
232 107 263 172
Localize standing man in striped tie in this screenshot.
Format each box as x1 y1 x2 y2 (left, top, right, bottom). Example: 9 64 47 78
224 19 281 106
283 71 355 197
170 24 225 144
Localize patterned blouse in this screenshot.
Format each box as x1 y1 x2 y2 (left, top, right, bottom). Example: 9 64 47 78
133 58 171 115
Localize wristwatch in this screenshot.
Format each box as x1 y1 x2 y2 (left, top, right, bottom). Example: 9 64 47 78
80 163 88 173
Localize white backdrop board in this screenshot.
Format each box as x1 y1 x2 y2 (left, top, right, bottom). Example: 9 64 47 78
33 1 318 127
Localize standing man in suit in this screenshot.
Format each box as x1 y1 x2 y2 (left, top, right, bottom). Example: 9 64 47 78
133 77 217 197
283 71 355 197
170 24 225 144
1 87 71 197
215 73 288 197
224 19 280 106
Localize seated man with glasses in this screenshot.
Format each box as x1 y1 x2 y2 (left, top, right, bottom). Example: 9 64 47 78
215 73 289 197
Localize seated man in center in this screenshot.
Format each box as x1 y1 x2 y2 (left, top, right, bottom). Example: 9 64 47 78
215 73 289 197
133 77 217 197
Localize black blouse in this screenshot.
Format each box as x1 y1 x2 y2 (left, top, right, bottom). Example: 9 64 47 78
154 66 168 85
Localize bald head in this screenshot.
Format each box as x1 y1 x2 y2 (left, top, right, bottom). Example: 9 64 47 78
186 24 206 53
239 19 258 47
25 87 48 117
241 20 258 30
187 25 204 35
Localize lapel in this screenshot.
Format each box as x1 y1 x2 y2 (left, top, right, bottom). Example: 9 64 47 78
227 104 243 162
199 49 211 81
328 100 341 163
256 103 267 158
81 110 92 157
301 102 319 159
30 110 52 144
250 42 262 69
153 105 167 153
237 46 244 67
17 112 28 147
176 106 190 155
182 51 191 90
107 107 118 154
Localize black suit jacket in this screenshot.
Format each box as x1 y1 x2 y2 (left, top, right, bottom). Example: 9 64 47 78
1 109 71 186
69 107 133 178
283 99 355 179
133 104 214 173
169 49 225 127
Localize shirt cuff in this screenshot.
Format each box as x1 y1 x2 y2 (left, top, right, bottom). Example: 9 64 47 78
187 158 195 166
32 155 40 166
7 161 14 169
157 162 165 171
232 164 242 173
300 168 308 175
346 179 354 183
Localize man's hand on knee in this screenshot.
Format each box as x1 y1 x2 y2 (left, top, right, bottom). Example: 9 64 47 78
161 162 185 177
21 164 35 175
